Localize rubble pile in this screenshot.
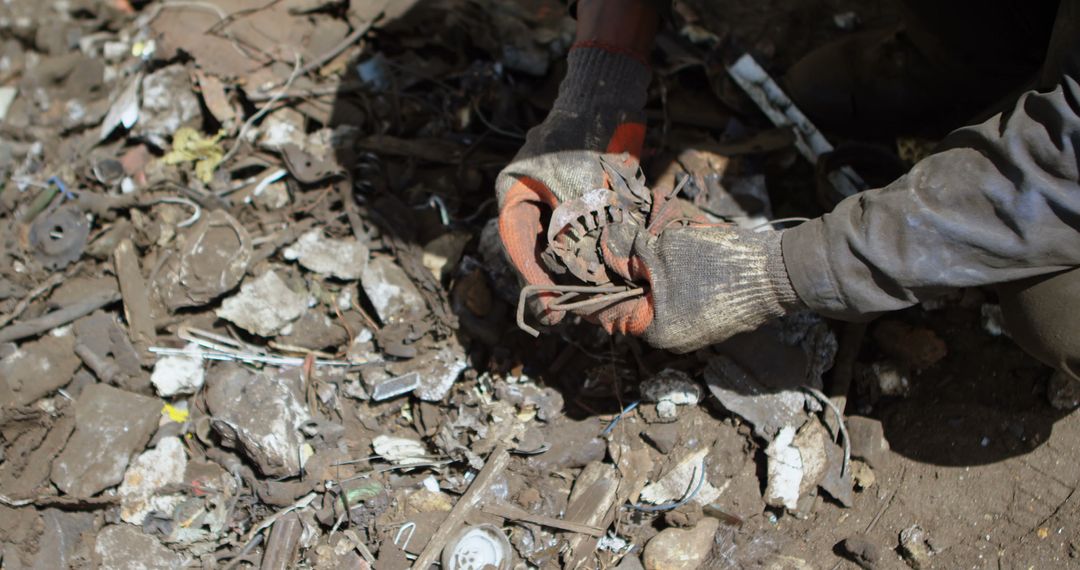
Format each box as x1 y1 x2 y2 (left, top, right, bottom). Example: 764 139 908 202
0 0 940 568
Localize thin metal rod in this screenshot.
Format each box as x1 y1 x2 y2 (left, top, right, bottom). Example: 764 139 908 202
548 287 644 312
515 284 637 337
802 385 851 477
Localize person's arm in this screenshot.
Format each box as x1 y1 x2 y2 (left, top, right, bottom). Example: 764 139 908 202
783 19 1080 320
573 0 659 63
581 9 1080 354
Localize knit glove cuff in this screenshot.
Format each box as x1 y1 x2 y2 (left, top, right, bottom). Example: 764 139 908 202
638 227 802 353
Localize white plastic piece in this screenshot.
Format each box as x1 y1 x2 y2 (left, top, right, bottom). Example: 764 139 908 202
764 426 804 510
99 74 141 140
441 524 511 570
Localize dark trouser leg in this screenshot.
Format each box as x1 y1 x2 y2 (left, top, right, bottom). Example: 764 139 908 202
898 0 1058 77
998 268 1080 388
783 0 1059 137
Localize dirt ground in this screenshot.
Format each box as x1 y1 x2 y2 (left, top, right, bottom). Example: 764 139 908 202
0 0 1077 568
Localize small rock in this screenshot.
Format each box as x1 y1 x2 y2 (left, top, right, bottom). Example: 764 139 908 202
150 344 205 397
361 256 425 323
851 460 876 491
846 416 890 468
406 489 453 513
283 229 368 280
527 418 607 471
373 434 428 465
642 518 719 570
253 180 291 210
641 369 701 420
981 304 1008 337
898 525 934 569
137 66 200 143
119 436 187 524
864 361 910 398
641 424 679 455
833 11 861 31
275 310 349 351
839 534 882 570
216 270 308 337
872 321 946 370
386 342 468 402
1048 369 1080 410
94 524 184 569
51 384 162 498
205 364 311 477
422 231 471 280
704 354 812 440
0 329 81 406
258 107 306 150
493 378 564 422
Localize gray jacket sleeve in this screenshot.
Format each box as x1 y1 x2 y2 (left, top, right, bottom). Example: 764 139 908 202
782 11 1080 320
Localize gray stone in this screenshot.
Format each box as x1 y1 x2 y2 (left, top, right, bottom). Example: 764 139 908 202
51 384 161 498
216 270 308 337
0 330 80 406
282 229 368 280
846 416 890 469
33 509 96 569
361 256 425 324
205 363 311 477
641 424 679 455
94 525 184 569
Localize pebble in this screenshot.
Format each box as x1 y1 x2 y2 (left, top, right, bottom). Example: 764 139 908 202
839 533 883 570
898 524 934 569
846 416 889 468
1048 369 1080 410
642 518 718 570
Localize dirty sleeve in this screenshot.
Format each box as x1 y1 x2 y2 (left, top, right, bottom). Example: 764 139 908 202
782 20 1080 320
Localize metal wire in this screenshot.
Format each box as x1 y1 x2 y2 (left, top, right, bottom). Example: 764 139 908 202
516 284 645 337
628 459 708 512
802 385 851 477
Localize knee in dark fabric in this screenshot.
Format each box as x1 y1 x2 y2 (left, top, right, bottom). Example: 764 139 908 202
998 267 1080 382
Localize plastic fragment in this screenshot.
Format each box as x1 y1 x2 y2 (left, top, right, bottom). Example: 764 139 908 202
162 127 226 183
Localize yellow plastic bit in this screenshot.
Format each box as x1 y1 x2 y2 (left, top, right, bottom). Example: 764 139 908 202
162 403 190 423
163 127 226 183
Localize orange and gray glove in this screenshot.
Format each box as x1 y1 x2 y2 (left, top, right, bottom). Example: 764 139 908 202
598 222 804 353
497 47 650 327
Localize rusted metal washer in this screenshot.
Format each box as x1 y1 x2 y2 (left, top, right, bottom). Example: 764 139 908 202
29 204 90 269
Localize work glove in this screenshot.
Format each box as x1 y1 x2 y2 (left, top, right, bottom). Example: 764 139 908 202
597 222 804 353
497 47 650 326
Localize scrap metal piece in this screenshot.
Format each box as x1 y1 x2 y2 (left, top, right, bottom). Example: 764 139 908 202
280 143 347 184
515 284 645 337
369 371 420 401
726 54 865 199
544 188 635 284
156 209 252 311
29 204 90 270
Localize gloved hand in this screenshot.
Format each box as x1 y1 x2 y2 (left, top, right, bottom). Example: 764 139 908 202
497 47 650 326
596 222 804 353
